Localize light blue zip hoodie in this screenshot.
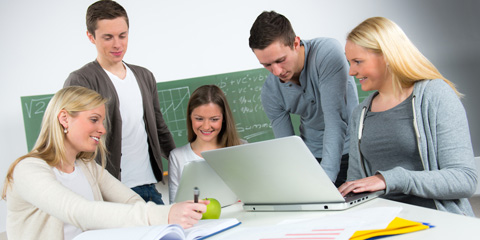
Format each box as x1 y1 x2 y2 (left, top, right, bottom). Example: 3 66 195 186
347 79 477 216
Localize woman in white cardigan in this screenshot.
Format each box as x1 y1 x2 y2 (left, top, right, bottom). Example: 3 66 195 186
2 86 208 240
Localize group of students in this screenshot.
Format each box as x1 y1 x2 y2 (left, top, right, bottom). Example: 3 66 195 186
1 0 477 240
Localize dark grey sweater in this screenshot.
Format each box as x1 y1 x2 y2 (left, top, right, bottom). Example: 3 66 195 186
64 60 176 182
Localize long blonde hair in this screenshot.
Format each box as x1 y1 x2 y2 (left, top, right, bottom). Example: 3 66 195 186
347 16 462 97
2 86 108 199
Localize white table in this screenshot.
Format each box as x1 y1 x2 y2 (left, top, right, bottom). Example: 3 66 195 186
209 198 480 239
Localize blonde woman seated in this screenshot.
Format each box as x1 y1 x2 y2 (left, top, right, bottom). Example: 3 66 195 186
339 17 477 216
168 85 244 204
2 86 208 240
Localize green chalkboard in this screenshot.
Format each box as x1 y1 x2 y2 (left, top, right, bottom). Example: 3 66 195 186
21 68 373 161
156 68 275 148
21 94 55 151
20 68 278 153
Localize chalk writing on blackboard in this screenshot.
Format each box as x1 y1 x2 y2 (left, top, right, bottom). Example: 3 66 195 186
216 73 271 141
155 70 274 146
158 86 191 138
24 96 53 119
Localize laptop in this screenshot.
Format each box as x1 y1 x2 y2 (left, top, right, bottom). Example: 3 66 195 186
202 136 384 211
173 160 238 207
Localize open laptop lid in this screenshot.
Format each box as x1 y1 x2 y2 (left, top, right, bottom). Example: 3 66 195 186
174 160 238 207
202 136 383 211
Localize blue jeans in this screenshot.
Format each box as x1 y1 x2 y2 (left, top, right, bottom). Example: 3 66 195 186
131 183 165 205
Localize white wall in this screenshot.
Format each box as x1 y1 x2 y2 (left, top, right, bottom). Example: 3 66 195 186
1 0 479 232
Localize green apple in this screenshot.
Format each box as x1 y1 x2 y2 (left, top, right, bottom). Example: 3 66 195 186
201 198 221 219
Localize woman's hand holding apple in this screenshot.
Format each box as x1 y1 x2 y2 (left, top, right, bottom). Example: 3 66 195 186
201 198 221 219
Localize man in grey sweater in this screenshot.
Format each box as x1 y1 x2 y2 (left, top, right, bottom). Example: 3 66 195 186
64 0 175 204
249 11 358 186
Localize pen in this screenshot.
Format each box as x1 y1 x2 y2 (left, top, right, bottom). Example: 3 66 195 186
194 187 199 203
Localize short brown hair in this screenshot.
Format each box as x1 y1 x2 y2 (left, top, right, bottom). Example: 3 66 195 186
86 0 129 38
249 11 296 50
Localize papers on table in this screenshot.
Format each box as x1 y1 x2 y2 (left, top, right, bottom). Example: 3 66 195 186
223 207 404 240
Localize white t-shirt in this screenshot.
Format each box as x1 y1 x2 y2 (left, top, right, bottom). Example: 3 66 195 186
53 162 94 240
168 143 203 204
105 65 157 188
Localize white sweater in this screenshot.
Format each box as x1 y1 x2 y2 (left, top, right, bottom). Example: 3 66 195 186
6 157 172 240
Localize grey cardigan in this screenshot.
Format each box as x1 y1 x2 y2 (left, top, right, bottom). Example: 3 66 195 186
347 79 477 216
64 60 176 182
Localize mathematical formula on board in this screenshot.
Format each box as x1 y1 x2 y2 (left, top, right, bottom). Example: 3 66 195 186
23 96 53 119
158 72 273 142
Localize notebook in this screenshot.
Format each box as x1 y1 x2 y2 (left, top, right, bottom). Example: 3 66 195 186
174 160 238 207
73 218 241 240
202 136 384 211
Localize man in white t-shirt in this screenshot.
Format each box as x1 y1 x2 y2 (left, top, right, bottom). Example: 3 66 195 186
64 0 175 204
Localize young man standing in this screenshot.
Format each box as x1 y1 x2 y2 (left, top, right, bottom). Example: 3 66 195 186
249 11 358 187
64 0 175 204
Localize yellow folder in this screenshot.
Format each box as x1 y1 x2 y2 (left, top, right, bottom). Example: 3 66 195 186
350 217 431 240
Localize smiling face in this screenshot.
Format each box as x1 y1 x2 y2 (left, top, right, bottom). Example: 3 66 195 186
345 40 390 92
63 105 106 157
190 103 223 144
87 17 129 68
253 37 304 83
